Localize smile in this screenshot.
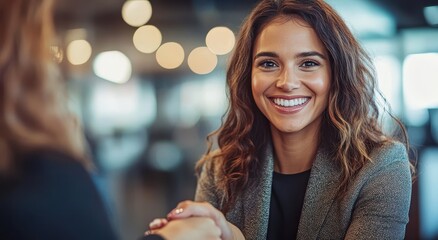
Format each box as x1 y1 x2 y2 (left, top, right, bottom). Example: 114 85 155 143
272 97 310 107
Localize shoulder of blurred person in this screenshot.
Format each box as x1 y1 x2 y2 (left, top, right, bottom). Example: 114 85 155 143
0 148 118 240
0 0 119 239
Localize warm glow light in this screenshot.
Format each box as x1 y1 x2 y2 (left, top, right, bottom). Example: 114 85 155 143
93 51 132 84
188 47 217 74
133 25 162 53
122 0 152 27
50 46 64 63
206 26 235 55
156 42 184 69
67 39 92 65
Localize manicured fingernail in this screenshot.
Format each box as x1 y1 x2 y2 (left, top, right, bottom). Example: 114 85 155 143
149 219 161 228
168 207 184 218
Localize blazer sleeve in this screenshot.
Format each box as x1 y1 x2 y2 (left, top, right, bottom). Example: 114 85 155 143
345 158 412 239
194 160 221 209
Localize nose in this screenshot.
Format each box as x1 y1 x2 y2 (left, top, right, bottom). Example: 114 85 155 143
275 67 300 91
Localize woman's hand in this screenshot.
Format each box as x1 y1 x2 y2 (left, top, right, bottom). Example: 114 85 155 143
149 217 221 240
166 200 245 240
148 218 168 231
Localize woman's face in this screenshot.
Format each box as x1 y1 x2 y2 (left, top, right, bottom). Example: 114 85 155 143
251 17 331 136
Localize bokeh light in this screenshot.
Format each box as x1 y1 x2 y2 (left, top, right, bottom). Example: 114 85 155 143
424 6 438 25
188 47 218 74
403 53 438 126
50 46 64 63
156 42 185 69
93 51 132 84
133 25 162 53
66 39 92 65
403 53 438 109
122 0 152 27
205 26 235 55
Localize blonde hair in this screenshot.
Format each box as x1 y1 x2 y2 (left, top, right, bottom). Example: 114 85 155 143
0 0 88 170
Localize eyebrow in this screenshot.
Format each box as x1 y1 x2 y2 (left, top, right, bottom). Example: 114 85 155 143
253 51 327 61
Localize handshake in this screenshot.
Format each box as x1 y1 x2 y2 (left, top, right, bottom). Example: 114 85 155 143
144 201 244 240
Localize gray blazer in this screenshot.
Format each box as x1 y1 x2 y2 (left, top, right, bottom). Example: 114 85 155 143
195 141 412 240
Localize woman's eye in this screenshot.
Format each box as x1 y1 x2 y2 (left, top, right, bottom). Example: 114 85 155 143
258 60 278 69
300 61 319 68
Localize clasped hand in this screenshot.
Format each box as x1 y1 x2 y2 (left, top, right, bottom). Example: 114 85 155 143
146 200 244 240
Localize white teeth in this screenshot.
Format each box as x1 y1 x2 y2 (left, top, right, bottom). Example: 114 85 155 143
273 97 309 107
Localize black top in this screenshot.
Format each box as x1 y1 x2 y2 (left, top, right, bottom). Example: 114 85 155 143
267 169 311 240
0 149 118 240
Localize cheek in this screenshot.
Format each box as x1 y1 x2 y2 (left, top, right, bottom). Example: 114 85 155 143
251 74 264 95
308 74 331 96
251 74 268 112
252 72 276 94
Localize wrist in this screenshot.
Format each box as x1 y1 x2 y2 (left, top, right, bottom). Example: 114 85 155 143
228 222 245 240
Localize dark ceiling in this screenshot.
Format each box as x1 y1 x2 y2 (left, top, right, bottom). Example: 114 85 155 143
370 0 438 29
53 0 438 75
54 0 438 30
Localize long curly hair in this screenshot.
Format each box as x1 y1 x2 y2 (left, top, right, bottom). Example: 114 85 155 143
197 0 412 214
0 0 88 171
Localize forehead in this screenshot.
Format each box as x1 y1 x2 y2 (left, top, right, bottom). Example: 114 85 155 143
253 16 327 55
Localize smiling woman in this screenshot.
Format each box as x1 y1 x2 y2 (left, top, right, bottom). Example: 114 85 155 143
156 0 415 239
251 17 331 171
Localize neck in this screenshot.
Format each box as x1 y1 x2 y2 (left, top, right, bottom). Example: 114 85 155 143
270 125 320 174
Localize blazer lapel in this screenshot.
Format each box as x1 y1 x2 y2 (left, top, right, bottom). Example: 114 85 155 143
297 147 340 239
241 144 274 240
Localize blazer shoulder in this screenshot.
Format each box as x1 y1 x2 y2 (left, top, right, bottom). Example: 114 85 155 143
371 141 408 164
363 141 409 176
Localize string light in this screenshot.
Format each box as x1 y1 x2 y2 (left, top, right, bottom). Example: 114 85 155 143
188 47 217 74
122 0 153 27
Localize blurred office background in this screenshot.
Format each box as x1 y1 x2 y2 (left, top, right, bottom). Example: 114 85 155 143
52 0 438 239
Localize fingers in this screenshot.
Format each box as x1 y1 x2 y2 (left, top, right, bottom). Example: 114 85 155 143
191 217 222 237
168 200 215 219
167 201 233 240
144 218 168 236
149 218 168 230
153 217 222 240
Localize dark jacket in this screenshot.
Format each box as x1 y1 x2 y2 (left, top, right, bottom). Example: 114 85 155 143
0 149 118 240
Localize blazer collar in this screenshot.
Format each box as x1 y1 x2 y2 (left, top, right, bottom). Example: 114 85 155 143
241 143 275 239
296 145 340 239
241 143 340 240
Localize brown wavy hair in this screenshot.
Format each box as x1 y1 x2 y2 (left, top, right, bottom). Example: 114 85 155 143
0 0 88 171
197 0 412 213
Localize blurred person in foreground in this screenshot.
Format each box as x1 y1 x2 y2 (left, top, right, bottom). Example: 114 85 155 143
149 0 415 239
0 0 221 240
